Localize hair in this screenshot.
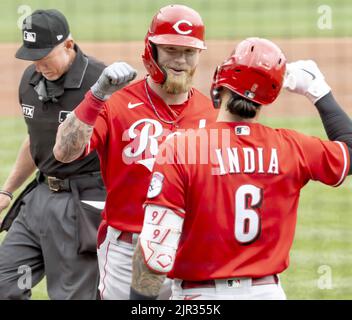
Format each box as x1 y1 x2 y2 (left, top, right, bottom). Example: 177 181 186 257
226 92 261 119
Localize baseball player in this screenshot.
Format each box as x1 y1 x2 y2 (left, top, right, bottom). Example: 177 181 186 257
129 38 352 300
53 5 217 299
0 10 106 299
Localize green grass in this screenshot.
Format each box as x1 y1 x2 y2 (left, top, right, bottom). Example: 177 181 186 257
0 0 351 42
0 116 351 299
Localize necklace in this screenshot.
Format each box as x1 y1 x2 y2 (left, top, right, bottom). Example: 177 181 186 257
144 79 178 125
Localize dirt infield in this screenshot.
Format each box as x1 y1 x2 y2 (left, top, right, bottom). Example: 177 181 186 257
1 39 351 117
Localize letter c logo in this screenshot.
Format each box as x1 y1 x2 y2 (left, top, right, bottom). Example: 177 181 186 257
172 20 193 35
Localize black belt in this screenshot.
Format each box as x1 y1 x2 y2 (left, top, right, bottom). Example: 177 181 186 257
38 171 103 192
42 175 71 192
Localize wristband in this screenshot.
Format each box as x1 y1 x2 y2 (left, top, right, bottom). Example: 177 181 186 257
0 190 13 200
74 90 105 126
129 287 158 300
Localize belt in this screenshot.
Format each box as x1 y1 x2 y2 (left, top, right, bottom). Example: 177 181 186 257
116 231 139 245
181 275 279 289
42 175 71 192
117 231 134 244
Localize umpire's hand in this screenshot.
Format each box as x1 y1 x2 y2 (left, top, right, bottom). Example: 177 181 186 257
91 62 137 101
0 194 11 220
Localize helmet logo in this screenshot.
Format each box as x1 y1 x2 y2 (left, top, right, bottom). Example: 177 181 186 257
172 20 193 35
251 83 258 92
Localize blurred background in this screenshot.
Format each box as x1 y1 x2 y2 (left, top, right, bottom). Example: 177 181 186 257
0 0 351 299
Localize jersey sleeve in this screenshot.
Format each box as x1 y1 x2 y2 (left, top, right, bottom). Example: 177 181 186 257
295 131 350 187
144 137 187 217
85 104 109 157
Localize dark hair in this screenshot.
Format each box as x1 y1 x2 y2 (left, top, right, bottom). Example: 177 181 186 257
226 92 261 119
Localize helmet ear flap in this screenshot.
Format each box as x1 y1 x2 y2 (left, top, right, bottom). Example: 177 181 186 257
151 42 158 61
142 40 167 84
210 65 222 108
211 87 222 109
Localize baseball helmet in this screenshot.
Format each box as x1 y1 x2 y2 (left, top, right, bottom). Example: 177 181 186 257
142 4 206 84
211 37 286 107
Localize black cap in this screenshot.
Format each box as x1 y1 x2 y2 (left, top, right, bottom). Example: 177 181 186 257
15 9 70 61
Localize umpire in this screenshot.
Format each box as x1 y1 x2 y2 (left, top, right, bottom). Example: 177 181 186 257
0 9 106 299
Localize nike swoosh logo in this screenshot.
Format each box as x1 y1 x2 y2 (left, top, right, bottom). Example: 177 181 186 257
301 68 316 80
128 102 144 109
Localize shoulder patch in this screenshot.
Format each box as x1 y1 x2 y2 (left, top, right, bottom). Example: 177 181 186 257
147 172 164 198
21 104 35 118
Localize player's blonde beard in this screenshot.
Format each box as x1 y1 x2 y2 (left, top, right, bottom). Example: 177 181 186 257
161 66 196 94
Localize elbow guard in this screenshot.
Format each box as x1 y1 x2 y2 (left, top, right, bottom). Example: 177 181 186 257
140 204 184 274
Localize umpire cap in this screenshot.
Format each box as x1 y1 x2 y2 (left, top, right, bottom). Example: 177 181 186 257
15 9 70 61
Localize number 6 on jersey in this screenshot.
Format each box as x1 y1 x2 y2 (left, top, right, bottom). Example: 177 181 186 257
235 184 262 244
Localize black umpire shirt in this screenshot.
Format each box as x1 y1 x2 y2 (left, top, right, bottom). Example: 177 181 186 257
18 45 105 179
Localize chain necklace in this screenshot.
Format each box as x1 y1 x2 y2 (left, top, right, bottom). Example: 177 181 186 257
144 78 179 126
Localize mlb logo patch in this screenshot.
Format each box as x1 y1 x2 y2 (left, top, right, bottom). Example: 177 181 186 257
23 31 36 43
58 111 71 123
22 104 35 118
227 279 241 288
235 126 250 136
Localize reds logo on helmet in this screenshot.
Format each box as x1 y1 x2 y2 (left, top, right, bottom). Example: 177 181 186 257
172 20 193 35
142 4 206 84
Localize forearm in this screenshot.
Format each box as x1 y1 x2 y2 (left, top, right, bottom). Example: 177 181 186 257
53 112 93 163
315 93 352 173
130 241 166 299
2 136 36 193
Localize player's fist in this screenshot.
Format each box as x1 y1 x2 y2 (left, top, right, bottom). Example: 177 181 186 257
91 62 137 101
283 60 331 104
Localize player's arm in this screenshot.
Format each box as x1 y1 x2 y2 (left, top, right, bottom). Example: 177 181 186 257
0 136 36 215
130 204 185 300
130 241 166 299
53 62 137 163
284 60 352 174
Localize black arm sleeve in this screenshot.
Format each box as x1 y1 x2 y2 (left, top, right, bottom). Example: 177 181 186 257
315 92 352 174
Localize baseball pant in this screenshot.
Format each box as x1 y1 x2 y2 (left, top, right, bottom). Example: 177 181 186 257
97 225 172 300
0 174 105 300
171 276 286 300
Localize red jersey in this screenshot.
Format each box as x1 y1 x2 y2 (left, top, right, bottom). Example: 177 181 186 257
145 121 350 280
87 78 217 232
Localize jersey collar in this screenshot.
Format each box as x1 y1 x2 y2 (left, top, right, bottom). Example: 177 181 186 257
29 44 89 89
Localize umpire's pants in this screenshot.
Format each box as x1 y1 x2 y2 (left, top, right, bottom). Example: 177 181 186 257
0 173 105 300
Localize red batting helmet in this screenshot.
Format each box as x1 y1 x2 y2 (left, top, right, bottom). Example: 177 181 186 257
142 4 206 84
211 37 286 107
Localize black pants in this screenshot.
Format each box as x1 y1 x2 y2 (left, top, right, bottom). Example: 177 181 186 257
0 173 106 300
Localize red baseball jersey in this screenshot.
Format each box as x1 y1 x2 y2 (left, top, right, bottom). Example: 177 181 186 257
86 78 217 232
145 121 350 280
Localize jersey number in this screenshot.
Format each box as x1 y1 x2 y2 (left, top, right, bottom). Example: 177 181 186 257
235 184 262 244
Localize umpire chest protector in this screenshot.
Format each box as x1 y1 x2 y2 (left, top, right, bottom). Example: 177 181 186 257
18 45 105 179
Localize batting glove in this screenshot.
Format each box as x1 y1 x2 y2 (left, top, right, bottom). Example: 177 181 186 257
283 60 331 104
91 62 137 101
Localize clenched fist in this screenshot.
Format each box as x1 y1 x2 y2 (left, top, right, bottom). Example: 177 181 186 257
91 62 137 101
283 60 331 104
